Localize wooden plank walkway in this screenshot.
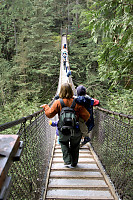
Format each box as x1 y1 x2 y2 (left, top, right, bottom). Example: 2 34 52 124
44 139 118 199
43 35 119 200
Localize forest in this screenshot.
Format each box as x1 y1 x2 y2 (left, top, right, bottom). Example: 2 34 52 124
0 0 132 125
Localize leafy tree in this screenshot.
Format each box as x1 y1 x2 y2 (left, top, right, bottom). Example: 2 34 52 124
82 0 133 89
71 0 133 114
0 2 15 60
0 0 132 125
68 3 107 104
0 0 60 123
25 0 60 102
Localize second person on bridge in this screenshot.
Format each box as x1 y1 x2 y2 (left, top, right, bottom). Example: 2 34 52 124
40 83 90 168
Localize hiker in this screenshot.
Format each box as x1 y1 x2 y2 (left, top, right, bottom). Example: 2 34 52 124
63 43 67 49
40 83 90 168
62 51 67 70
49 120 60 144
66 63 68 73
62 51 67 60
75 85 99 146
67 70 71 77
63 58 66 70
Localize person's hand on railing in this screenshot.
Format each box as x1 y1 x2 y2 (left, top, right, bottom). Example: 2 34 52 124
40 104 47 109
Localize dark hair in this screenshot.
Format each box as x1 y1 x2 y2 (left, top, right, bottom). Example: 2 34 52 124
77 85 86 96
59 83 73 99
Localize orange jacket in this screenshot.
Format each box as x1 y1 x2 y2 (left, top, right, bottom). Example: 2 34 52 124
43 98 90 122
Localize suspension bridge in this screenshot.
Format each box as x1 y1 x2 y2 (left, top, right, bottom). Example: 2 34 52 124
0 34 132 200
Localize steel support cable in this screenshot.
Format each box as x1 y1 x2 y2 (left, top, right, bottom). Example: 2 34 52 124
96 106 133 119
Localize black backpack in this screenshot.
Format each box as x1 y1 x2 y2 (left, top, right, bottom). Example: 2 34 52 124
58 99 77 135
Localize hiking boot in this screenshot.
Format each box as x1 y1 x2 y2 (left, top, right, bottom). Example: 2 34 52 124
64 162 71 166
71 163 77 168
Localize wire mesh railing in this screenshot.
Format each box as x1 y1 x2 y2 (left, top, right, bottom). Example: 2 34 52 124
1 104 132 200
0 105 58 200
91 107 133 200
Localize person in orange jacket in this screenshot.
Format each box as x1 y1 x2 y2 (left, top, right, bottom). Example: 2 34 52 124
40 83 90 168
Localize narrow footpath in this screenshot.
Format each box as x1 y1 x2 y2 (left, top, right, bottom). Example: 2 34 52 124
43 35 118 200
44 139 117 199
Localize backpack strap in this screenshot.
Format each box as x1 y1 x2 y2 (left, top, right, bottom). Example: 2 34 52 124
59 98 66 108
59 98 76 109
71 98 76 109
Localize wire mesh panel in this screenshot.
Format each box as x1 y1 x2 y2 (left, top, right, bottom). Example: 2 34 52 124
5 112 56 200
91 108 133 200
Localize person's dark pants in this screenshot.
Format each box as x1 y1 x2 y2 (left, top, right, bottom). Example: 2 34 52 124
66 66 68 73
59 130 82 165
63 61 66 70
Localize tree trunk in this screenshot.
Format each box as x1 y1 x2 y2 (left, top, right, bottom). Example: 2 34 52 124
13 19 17 55
68 0 70 33
76 0 79 29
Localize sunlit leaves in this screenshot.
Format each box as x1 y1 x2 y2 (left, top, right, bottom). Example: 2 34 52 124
83 0 133 89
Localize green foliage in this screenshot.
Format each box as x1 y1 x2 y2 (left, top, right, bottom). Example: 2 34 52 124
70 0 133 115
106 88 133 115
82 0 133 89
0 0 132 126
68 7 108 104
0 0 60 124
0 96 39 124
